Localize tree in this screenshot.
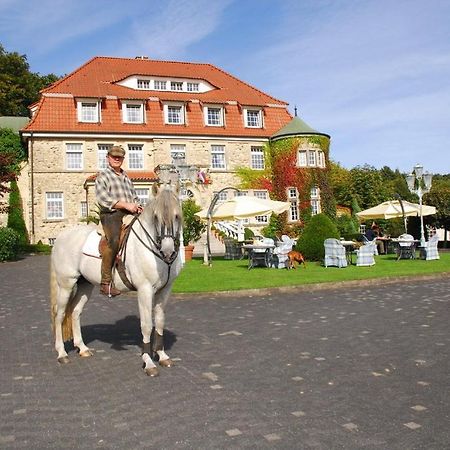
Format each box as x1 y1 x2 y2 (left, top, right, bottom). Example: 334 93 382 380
0 127 25 213
425 186 450 247
0 44 60 116
350 164 389 209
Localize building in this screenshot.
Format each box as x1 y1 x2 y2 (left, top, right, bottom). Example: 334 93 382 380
19 56 329 244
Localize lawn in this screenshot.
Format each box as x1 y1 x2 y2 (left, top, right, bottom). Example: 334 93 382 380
172 251 450 293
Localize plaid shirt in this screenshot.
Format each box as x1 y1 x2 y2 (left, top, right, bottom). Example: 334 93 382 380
95 165 140 212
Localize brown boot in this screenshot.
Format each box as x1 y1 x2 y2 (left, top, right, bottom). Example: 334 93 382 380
100 282 121 297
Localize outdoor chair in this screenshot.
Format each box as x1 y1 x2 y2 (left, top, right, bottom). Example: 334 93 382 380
356 241 376 266
324 238 347 268
249 237 274 269
422 233 440 261
396 233 415 260
362 235 379 255
272 235 295 269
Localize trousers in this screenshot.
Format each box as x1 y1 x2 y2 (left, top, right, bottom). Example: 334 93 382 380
99 210 127 284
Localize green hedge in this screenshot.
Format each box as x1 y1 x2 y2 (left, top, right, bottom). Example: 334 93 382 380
0 227 20 261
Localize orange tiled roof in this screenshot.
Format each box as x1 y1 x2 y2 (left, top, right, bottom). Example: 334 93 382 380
24 56 292 137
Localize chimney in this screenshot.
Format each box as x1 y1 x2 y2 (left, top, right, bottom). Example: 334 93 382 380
135 56 149 60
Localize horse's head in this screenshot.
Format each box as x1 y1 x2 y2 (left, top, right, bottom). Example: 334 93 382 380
141 183 182 264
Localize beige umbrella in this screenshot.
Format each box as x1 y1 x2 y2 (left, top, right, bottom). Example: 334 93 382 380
195 196 290 221
356 200 436 220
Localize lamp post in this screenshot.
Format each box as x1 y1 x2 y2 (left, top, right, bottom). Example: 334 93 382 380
406 164 433 247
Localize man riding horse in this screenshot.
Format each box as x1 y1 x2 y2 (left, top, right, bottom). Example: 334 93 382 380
95 145 143 297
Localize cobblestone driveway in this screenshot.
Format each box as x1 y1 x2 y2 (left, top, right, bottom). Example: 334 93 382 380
1 255 449 449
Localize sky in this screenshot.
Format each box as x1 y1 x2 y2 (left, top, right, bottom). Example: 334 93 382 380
1 0 449 174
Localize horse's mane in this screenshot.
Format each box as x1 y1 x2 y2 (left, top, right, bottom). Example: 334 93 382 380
143 185 181 229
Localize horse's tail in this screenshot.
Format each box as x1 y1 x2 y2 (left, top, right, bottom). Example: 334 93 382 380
50 256 75 342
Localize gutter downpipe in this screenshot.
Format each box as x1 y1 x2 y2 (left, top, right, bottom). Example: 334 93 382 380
30 132 35 244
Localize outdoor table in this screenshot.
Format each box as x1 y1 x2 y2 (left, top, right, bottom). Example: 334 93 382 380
242 244 276 269
340 240 357 265
390 238 420 260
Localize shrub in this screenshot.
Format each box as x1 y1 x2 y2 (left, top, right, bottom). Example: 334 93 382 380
335 213 357 236
7 180 28 246
295 213 339 261
244 227 255 241
181 199 206 246
0 227 21 261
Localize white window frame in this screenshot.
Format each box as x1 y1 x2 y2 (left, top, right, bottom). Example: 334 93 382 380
154 80 167 90
97 144 111 169
287 187 299 222
135 188 150 205
317 150 325 168
77 100 100 123
80 201 88 218
244 108 263 128
66 143 83 170
251 146 265 170
164 103 185 125
170 144 186 162
310 186 321 215
308 150 317 166
128 144 144 169
170 81 183 91
214 191 229 202
187 82 199 92
46 192 64 219
122 101 145 124
211 145 226 170
297 150 307 167
204 105 224 126
137 79 151 89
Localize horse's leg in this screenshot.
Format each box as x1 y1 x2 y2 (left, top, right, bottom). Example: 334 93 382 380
154 302 173 367
53 284 75 364
71 280 94 358
137 285 159 377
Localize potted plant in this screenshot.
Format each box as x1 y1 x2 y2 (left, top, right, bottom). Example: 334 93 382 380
181 199 206 260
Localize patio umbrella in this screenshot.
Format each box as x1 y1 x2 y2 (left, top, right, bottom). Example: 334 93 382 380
195 196 290 221
356 200 436 220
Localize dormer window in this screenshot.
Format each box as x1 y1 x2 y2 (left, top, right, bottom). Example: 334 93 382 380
187 82 199 92
244 108 263 128
154 80 167 90
170 81 183 91
122 101 145 124
204 105 224 126
164 103 185 125
137 79 151 89
77 100 100 123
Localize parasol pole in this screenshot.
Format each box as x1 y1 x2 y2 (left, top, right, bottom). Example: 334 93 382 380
394 194 407 233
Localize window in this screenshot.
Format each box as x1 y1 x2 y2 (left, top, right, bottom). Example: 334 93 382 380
165 104 184 124
214 191 228 202
251 147 264 170
211 145 226 169
297 150 307 167
310 186 321 215
46 192 63 219
205 107 223 126
187 82 199 92
244 108 262 128
97 144 111 169
170 144 186 162
66 143 83 170
128 144 144 169
287 187 299 222
317 150 325 168
171 81 183 91
137 79 151 89
253 190 268 199
123 102 144 123
154 80 167 90
80 201 88 218
308 151 316 166
135 188 150 205
77 100 100 123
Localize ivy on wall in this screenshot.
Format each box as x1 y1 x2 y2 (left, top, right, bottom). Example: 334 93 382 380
236 135 336 235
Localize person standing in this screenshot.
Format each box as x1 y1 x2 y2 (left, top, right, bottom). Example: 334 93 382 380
95 146 142 296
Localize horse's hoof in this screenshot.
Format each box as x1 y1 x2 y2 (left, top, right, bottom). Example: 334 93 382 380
79 349 93 358
145 367 159 377
159 358 174 368
57 356 70 364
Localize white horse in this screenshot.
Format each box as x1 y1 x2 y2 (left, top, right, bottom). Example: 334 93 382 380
50 183 183 377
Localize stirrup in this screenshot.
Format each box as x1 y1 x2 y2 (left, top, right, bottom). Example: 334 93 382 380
100 282 121 298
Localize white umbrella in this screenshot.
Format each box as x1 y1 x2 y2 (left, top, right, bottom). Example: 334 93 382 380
195 196 291 221
356 200 436 220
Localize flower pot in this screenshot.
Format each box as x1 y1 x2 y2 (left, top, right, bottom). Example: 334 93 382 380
184 244 195 261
